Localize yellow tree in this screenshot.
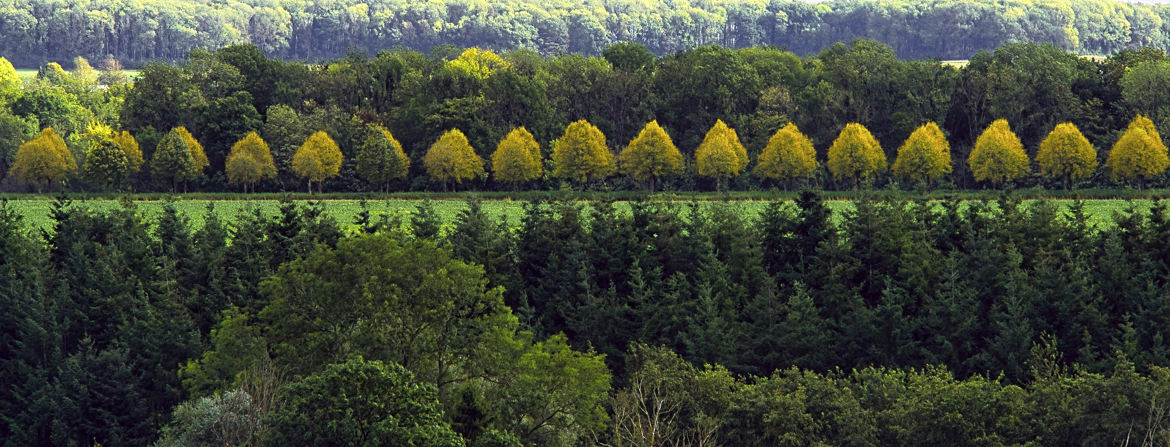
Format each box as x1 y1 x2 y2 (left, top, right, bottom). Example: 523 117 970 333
1107 115 1169 189
292 131 344 194
619 120 684 192
892 122 952 188
175 126 208 177
695 119 748 190
357 125 411 193
1036 122 1097 189
491 127 542 188
754 123 818 188
112 130 143 176
446 48 511 80
0 56 20 102
8 127 77 192
552 120 614 185
827 123 886 189
424 128 484 190
968 119 1030 186
225 131 277 192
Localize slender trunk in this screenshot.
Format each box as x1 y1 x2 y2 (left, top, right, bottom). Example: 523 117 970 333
307 180 312 195
649 176 656 193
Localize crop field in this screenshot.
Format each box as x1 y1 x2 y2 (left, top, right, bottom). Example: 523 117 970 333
1 197 1158 233
15 68 139 83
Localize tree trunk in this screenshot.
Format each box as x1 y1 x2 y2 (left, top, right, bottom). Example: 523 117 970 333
649 176 656 193
307 180 312 195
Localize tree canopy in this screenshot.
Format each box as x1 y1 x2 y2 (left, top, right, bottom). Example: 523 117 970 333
552 120 614 184
291 130 343 193
695 119 748 188
225 131 276 192
754 123 818 184
619 120 684 191
424 128 484 188
827 122 886 187
969 119 1030 185
1107 115 1170 187
491 126 542 186
892 122 951 186
1036 122 1097 188
7 127 76 191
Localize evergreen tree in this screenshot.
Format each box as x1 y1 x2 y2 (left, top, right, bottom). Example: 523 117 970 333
1036 122 1097 189
619 120 684 191
892 122 952 187
424 128 484 190
969 119 1030 186
754 123 818 187
552 119 614 185
356 125 411 192
827 122 886 188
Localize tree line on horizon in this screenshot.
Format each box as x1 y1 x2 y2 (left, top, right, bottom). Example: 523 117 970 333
6 40 1170 193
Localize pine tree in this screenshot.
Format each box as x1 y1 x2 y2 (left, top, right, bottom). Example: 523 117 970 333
892 121 952 187
552 119 614 185
1036 122 1097 189
695 119 748 190
1107 115 1169 189
225 131 276 192
827 122 886 189
8 127 77 192
424 128 484 190
619 120 684 192
969 119 1030 186
356 125 411 192
754 123 818 187
152 128 196 192
491 126 542 188
291 130 343 194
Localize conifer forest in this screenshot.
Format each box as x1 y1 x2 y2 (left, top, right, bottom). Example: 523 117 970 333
8 0 1170 446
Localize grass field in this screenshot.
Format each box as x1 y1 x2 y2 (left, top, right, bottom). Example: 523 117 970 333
1 197 1158 234
15 68 140 83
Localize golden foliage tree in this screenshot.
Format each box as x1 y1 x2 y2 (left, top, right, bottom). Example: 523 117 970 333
225 131 277 192
552 120 614 185
424 128 484 190
754 122 818 187
0 56 20 102
892 122 952 187
1107 115 1170 188
175 126 208 175
112 130 143 175
7 127 76 192
80 122 129 190
357 125 411 193
292 130 344 194
969 119 1030 186
447 47 510 80
827 122 886 188
491 126 542 187
619 120 684 191
151 128 196 192
695 119 748 190
1036 122 1097 189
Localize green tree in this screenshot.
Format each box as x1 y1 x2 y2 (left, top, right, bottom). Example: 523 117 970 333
176 126 209 177
552 119 614 185
264 358 462 447
8 127 76 192
82 137 130 191
112 130 144 176
152 127 199 192
356 125 411 192
619 120 684 191
225 131 276 192
491 126 542 188
1036 122 1097 189
827 122 886 188
424 128 484 190
754 123 818 187
695 119 748 190
892 122 952 187
448 47 511 80
969 119 1030 186
1107 115 1170 188
291 130 343 194
0 56 20 103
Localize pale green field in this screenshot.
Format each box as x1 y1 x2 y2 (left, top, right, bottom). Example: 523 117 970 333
15 68 140 83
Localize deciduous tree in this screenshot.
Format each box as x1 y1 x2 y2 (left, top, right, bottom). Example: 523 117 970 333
1036 122 1097 189
1107 115 1170 188
619 120 684 191
754 123 818 187
81 123 130 190
552 120 614 185
225 132 276 192
969 119 1030 186
827 122 886 188
152 127 197 192
357 125 411 192
176 126 209 177
291 130 343 194
695 119 748 190
424 128 484 190
7 127 76 192
892 122 952 187
0 57 19 102
112 131 144 176
491 126 542 187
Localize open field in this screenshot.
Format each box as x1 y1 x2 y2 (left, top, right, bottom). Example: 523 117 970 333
15 68 140 83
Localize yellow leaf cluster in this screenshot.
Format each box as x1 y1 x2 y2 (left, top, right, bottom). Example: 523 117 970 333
424 128 484 184
175 126 208 174
292 130 344 185
447 47 510 80
492 126 542 184
113 131 143 174
892 122 951 185
969 119 1030 185
8 127 77 188
754 123 818 181
552 120 614 183
1036 122 1097 184
1107 115 1170 184
696 119 748 180
226 131 277 186
619 120 684 183
827 122 886 185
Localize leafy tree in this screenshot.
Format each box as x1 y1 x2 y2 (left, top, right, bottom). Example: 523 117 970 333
448 47 511 80
695 119 748 190
892 122 952 187
176 126 209 176
152 128 197 192
7 127 76 192
491 126 542 187
552 119 614 185
1107 115 1170 188
98 56 129 85
969 119 1030 186
356 125 411 192
156 390 265 447
0 56 19 102
619 120 684 191
1036 122 1097 189
264 357 462 447
0 111 36 178
424 128 484 190
291 130 343 194
754 123 818 186
827 122 886 188
112 131 144 176
225 131 276 192
82 135 130 190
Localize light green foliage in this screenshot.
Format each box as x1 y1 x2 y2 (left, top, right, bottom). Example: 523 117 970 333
447 47 511 80
8 127 76 190
695 119 749 185
83 137 129 190
176 126 209 174
152 127 198 190
1036 122 1097 186
72 56 98 85
0 111 37 172
0 57 20 101
754 123 818 182
552 120 614 184
1119 59 1170 118
178 308 270 398
619 120 684 189
357 125 411 191
291 130 343 192
112 130 143 175
155 390 264 447
1107 115 1169 186
969 119 1030 185
424 128 484 185
892 122 952 185
491 126 542 185
225 131 276 190
827 122 886 186
36 62 68 85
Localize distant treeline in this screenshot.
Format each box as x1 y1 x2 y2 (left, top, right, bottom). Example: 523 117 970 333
3 0 1170 66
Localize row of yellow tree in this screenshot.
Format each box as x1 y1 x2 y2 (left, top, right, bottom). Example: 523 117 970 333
7 115 1169 192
